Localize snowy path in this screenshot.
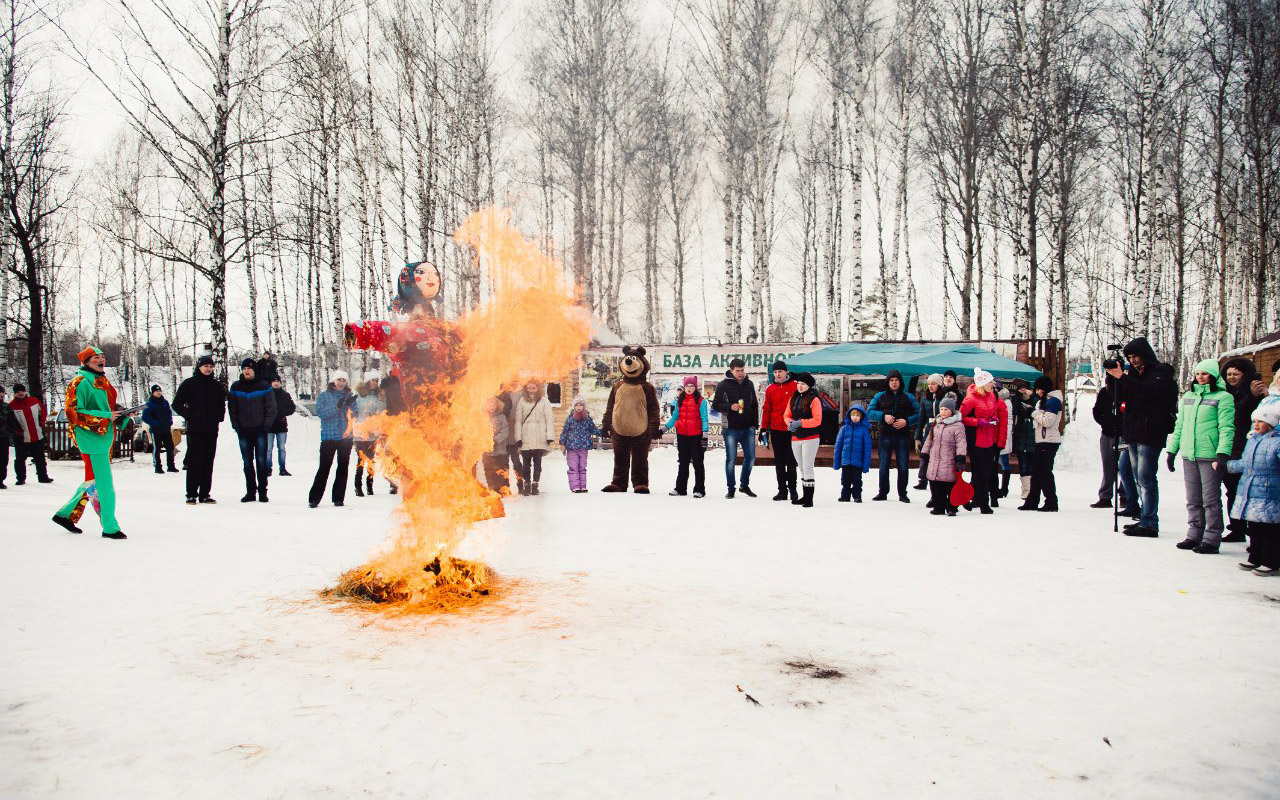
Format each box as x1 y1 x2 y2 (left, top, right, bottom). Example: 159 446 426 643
3 416 1279 799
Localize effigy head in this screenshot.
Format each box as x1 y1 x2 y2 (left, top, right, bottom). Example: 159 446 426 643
392 261 442 316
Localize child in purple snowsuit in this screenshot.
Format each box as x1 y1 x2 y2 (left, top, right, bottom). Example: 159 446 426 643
559 397 602 493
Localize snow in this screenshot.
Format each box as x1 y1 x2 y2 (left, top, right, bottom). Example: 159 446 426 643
3 401 1280 799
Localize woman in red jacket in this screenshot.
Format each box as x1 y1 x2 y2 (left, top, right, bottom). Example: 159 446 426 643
784 371 824 508
959 369 1009 514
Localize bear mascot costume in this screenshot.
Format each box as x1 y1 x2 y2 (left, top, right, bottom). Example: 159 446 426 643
602 346 660 493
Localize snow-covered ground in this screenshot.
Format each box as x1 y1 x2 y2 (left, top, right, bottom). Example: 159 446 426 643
3 401 1279 799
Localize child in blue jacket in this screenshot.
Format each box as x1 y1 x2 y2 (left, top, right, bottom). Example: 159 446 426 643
832 403 873 502
559 397 602 493
1229 404 1280 574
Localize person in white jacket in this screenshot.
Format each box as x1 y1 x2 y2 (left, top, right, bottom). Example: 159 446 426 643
997 387 1015 503
352 371 386 497
514 380 555 495
1018 377 1064 512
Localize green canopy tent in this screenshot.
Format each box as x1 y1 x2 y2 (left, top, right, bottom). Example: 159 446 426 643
784 342 1043 381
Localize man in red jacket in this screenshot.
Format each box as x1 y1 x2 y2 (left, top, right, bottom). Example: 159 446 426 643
9 383 52 485
760 360 798 502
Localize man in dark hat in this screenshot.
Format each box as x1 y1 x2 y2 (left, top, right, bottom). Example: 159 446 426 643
1105 337 1177 537
173 354 226 504
760 360 798 501
228 357 277 503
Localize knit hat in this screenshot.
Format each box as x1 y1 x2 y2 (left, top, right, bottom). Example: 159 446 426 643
940 395 958 413
792 371 815 388
1192 358 1221 380
1253 403 1280 428
196 355 215 368
973 368 995 388
240 357 256 370
571 395 586 407
13 383 25 392
683 375 698 388
362 370 381 385
943 370 957 381
332 370 350 384
771 360 788 372
1034 376 1055 393
150 384 162 393
926 373 944 386
77 346 103 363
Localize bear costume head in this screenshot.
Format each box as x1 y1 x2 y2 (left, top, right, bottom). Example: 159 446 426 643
619 346 651 383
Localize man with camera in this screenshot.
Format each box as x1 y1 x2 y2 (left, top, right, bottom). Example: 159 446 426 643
1104 337 1178 537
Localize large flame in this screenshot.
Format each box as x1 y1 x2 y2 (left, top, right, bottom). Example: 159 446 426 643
326 207 592 612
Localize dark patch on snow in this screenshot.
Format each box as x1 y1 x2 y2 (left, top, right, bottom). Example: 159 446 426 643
784 660 846 680
1263 595 1280 604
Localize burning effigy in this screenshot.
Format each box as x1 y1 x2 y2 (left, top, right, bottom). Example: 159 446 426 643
323 207 592 612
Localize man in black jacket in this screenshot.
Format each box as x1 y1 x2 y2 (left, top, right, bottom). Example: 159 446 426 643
1105 337 1177 537
712 358 760 498
1221 358 1266 541
254 350 281 384
173 355 227 504
228 358 277 503
0 385 19 489
267 377 296 477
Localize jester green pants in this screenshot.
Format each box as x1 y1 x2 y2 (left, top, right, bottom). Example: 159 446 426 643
56 451 119 534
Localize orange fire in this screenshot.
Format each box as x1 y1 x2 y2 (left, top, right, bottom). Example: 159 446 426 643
326 207 591 612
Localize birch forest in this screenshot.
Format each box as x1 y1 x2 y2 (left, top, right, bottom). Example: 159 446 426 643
0 0 1277 397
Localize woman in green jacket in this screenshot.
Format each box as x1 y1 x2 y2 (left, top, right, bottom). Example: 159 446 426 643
1166 358 1235 554
52 346 127 539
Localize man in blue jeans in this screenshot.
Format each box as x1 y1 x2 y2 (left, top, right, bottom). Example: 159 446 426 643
227 358 277 504
712 358 760 499
868 369 921 502
1105 337 1177 536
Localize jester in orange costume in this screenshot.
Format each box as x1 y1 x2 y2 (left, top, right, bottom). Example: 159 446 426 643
52 346 127 539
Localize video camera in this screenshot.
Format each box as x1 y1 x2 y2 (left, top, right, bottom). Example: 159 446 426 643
1102 343 1124 371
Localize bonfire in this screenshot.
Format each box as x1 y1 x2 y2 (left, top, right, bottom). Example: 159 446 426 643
324 207 591 613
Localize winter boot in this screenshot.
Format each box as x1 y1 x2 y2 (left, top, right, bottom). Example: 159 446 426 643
517 478 528 496
241 493 257 503
914 478 928 491
788 481 798 502
801 484 814 508
355 483 364 497
258 489 268 503
838 487 852 502
1019 475 1032 500
739 484 757 498
772 486 789 501
530 482 540 496
155 466 164 475
366 479 374 495
102 531 127 540
999 470 1012 498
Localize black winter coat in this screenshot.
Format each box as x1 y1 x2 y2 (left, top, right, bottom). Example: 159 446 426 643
254 357 281 384
1093 377 1122 438
1224 358 1262 457
172 370 227 433
1118 338 1177 447
270 388 296 433
712 372 760 430
0 401 18 440
228 377 278 434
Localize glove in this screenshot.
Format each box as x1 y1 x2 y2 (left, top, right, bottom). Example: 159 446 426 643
1214 454 1229 472
787 420 802 432
759 431 769 447
954 456 966 470
1166 453 1176 472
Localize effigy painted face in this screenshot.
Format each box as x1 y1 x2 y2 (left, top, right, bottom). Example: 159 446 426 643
414 263 441 300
